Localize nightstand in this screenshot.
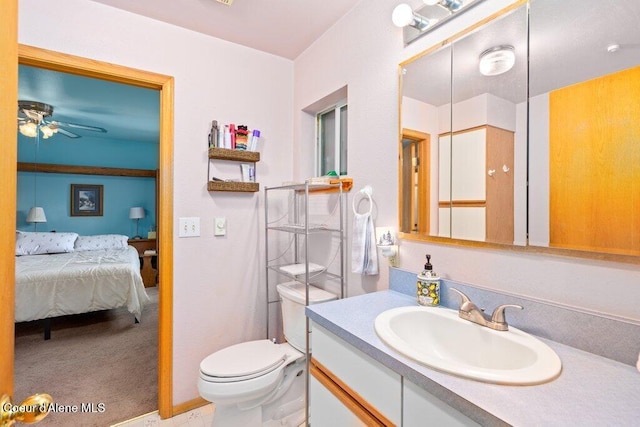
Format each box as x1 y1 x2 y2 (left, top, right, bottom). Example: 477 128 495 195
128 238 158 287
140 252 157 287
128 238 156 255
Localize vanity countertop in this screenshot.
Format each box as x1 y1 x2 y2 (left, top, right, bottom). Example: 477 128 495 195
306 290 640 426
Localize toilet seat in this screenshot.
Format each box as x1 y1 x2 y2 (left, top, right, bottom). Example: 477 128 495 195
200 340 288 383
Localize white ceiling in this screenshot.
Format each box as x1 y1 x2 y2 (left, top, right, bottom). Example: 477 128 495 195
20 0 363 144
89 0 362 60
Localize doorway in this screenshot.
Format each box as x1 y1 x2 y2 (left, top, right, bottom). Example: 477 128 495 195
1 41 175 420
399 129 430 235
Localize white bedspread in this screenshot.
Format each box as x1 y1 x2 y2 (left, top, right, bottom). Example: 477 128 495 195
15 246 150 323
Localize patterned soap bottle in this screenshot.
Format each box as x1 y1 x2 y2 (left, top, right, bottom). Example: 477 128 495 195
417 254 440 306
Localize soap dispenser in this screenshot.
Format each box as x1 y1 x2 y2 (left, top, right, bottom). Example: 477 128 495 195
417 254 440 306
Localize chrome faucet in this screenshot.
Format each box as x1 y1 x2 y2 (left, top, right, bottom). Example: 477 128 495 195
450 288 523 331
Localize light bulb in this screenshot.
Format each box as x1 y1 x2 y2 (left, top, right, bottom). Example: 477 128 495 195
392 3 414 27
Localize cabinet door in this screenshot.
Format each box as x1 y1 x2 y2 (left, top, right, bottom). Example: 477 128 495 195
485 126 514 244
439 134 452 203
311 323 401 425
451 207 485 241
403 380 480 427
451 128 486 201
310 368 379 426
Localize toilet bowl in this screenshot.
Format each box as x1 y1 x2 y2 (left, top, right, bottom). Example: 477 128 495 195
198 281 337 426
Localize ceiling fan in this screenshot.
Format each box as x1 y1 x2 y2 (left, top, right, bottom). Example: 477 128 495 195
17 100 107 139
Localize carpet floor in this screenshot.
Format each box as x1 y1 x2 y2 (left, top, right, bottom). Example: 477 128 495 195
13 287 158 426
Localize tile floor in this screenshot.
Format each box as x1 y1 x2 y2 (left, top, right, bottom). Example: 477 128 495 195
111 404 215 427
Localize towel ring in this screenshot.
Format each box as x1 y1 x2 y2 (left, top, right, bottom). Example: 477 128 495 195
353 185 373 215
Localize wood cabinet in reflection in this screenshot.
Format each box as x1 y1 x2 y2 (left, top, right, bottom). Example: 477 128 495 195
438 125 514 244
549 66 640 256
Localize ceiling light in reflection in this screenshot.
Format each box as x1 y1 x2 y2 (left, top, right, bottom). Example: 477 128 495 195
479 45 515 76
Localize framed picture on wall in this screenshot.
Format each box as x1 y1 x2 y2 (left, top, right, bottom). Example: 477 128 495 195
70 184 103 216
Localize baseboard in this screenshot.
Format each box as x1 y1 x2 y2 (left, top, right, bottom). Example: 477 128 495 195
172 397 211 416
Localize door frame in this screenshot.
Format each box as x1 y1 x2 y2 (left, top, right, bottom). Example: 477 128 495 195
0 12 175 417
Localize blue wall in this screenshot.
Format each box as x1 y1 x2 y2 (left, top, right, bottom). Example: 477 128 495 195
17 134 158 237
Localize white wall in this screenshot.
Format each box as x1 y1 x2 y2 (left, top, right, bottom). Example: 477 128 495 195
528 92 550 247
293 0 640 321
19 0 294 404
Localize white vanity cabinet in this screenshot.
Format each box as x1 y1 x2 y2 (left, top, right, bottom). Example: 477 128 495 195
310 322 480 426
310 322 401 426
403 380 479 426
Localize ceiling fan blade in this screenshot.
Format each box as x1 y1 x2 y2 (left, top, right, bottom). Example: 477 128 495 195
55 127 81 139
49 120 107 133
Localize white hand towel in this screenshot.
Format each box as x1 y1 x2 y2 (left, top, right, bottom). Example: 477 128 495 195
352 212 378 275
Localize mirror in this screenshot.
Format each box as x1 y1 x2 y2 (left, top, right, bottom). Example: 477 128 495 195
400 0 640 259
528 0 640 257
399 3 528 245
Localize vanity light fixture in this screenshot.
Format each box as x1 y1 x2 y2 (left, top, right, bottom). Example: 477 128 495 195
392 3 432 31
393 0 485 46
423 0 463 13
479 45 515 76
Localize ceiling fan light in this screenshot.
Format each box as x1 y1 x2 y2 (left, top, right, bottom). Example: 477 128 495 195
40 125 54 138
19 122 38 138
479 45 515 76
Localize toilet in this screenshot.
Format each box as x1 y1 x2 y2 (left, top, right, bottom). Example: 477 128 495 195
198 281 337 426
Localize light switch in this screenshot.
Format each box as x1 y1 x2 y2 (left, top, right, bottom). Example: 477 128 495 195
179 217 200 237
214 217 226 236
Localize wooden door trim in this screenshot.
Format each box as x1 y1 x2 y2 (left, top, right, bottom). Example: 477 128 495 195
399 128 430 235
0 0 18 400
14 44 175 419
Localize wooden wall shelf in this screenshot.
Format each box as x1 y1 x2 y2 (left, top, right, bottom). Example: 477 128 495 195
207 181 259 192
207 147 260 193
208 147 260 162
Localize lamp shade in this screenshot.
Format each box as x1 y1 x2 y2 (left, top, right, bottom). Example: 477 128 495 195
129 207 145 219
26 207 47 223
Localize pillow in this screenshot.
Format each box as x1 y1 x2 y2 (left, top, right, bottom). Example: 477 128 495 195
15 231 78 256
74 234 129 251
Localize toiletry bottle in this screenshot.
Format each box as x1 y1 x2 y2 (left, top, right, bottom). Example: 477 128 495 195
229 124 236 149
249 129 260 151
224 125 231 149
417 254 440 306
236 125 248 150
217 125 224 148
209 120 218 148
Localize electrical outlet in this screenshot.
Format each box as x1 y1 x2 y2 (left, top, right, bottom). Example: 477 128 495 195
214 217 226 236
179 217 200 237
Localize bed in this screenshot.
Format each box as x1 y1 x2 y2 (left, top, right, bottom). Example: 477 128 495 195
15 232 151 338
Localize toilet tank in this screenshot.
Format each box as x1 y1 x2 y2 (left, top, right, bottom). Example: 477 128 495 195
276 281 337 352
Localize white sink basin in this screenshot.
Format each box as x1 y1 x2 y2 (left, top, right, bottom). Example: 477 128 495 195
374 306 561 385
